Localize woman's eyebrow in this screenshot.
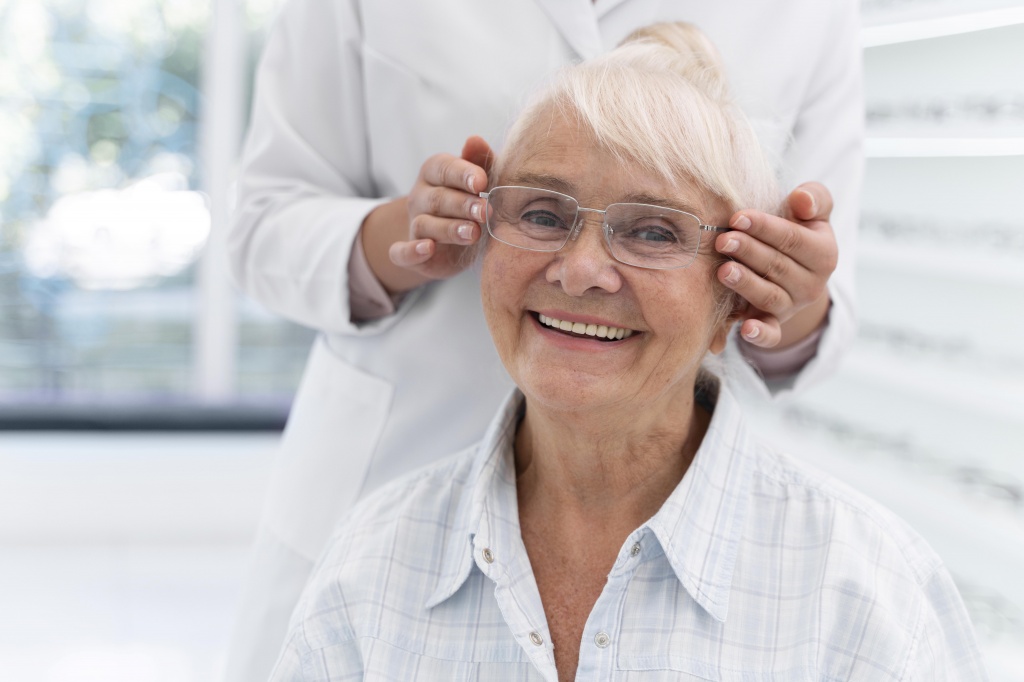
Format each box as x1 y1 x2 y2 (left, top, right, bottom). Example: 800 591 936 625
501 174 706 216
504 172 577 196
623 192 703 216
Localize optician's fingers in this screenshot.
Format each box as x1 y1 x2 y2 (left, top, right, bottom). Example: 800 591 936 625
785 181 834 223
409 184 485 223
736 313 783 349
388 236 467 272
408 213 479 246
725 210 838 275
715 230 821 303
389 238 435 268
717 260 794 319
421 152 488 195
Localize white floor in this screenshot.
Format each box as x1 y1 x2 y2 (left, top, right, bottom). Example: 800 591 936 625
0 433 275 682
0 545 248 682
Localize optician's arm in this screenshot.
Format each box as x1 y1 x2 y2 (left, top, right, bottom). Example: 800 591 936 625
227 0 396 337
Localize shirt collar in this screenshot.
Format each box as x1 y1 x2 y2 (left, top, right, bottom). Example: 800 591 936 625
643 380 756 622
425 389 522 609
426 379 756 623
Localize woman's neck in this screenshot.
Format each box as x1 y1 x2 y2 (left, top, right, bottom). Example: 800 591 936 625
514 389 710 533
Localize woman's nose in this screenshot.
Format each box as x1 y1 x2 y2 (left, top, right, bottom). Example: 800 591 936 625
545 214 623 296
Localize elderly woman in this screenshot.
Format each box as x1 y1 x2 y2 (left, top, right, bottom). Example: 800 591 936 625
269 24 983 681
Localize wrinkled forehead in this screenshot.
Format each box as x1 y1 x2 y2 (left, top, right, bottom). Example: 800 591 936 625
495 106 590 179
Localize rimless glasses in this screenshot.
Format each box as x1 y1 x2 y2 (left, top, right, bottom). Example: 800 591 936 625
479 185 731 270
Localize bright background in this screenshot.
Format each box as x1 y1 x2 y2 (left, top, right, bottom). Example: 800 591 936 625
0 0 1022 680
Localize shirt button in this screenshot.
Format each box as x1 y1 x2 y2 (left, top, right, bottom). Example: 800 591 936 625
482 548 494 563
529 631 544 646
594 631 611 648
630 542 641 557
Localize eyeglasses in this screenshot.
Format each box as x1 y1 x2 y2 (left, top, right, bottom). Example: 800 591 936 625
478 186 730 270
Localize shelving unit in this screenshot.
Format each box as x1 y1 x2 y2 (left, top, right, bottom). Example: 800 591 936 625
765 7 1024 676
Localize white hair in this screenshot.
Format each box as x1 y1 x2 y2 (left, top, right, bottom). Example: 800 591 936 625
494 22 781 215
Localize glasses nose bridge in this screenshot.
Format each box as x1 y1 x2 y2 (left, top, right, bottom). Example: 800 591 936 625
570 206 609 241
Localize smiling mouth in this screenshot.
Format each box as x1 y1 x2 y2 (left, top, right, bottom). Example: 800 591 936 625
534 312 636 342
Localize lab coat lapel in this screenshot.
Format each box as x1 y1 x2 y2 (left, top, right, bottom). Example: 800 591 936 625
530 0 603 60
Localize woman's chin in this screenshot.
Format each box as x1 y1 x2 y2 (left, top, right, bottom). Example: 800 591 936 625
515 368 630 415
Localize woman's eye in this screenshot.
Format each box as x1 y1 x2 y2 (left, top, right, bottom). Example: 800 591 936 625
629 225 678 243
522 210 566 229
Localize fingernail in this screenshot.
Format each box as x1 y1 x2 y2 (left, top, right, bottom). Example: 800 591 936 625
415 241 431 255
724 265 741 285
730 214 751 230
721 238 739 254
471 202 483 221
798 189 817 215
465 173 476 193
744 324 760 340
457 224 475 242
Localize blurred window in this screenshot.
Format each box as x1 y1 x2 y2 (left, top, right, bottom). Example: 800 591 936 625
0 0 311 415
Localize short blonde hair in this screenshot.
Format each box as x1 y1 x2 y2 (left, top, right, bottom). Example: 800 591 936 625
494 22 781 215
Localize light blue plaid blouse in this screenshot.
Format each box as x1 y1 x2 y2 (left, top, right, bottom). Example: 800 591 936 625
269 385 986 681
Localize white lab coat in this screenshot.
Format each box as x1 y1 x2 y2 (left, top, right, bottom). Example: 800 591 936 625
225 0 864 678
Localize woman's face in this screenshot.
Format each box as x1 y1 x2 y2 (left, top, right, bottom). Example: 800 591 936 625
481 114 736 416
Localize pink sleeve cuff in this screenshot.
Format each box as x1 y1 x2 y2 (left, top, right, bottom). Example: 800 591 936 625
347 233 400 323
738 322 826 381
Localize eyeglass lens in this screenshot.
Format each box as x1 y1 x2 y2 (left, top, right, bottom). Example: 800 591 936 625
484 186 702 269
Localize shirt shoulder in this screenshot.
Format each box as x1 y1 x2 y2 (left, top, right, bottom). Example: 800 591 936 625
342 443 478 542
751 445 944 581
743 446 983 679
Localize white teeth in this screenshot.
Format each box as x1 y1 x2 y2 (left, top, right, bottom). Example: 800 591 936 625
537 314 635 340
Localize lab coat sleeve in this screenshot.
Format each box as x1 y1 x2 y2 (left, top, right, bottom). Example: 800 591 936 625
228 0 406 337
727 0 865 399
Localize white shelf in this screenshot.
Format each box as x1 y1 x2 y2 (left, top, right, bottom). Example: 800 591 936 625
865 137 1024 158
857 242 1024 286
861 6 1024 47
836 348 1024 423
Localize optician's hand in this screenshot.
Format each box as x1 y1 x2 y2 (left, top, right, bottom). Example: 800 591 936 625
715 182 837 349
360 136 494 295
387 136 494 281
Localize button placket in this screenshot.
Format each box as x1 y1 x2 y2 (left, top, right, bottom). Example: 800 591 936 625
577 535 644 674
